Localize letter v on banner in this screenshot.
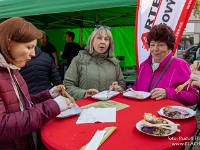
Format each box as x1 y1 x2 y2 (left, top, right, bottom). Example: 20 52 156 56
135 0 196 69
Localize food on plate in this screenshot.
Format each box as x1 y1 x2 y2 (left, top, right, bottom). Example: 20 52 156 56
163 106 190 119
129 88 144 98
141 113 170 136
97 94 109 99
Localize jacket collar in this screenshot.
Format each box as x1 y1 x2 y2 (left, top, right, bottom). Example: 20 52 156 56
79 50 119 66
145 52 173 69
0 53 20 70
91 50 108 60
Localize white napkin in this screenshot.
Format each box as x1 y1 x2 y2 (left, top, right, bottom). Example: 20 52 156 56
76 107 116 124
84 130 106 150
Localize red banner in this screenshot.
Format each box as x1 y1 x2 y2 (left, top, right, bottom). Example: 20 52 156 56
135 0 196 69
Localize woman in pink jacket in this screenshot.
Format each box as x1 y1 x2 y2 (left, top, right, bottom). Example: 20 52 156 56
0 17 73 150
132 24 199 106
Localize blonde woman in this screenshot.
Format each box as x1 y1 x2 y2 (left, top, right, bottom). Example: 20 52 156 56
63 25 125 100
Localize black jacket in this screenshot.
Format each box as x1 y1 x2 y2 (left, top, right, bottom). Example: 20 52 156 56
62 42 81 66
41 42 56 63
20 46 62 95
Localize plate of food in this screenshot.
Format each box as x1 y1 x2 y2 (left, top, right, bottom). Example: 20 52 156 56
136 113 180 136
92 90 120 100
123 91 150 99
158 106 196 119
57 104 82 118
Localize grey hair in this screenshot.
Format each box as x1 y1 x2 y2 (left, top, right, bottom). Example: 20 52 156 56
85 26 114 58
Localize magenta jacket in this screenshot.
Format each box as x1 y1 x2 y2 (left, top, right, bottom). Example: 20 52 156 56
132 52 199 106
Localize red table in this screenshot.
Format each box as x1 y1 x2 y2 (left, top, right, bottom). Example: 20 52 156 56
41 94 197 150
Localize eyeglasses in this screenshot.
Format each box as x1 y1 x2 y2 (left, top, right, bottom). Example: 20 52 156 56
95 25 111 30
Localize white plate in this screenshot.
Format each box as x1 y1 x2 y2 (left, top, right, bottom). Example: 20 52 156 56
158 106 196 119
136 119 177 137
123 91 150 99
92 90 120 100
57 104 82 118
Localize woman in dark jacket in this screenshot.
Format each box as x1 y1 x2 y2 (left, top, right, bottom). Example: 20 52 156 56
0 17 73 150
20 46 62 95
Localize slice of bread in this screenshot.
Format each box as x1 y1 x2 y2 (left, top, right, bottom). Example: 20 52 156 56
144 113 168 124
144 113 157 123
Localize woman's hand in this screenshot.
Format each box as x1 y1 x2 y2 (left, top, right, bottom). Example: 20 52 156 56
49 84 65 98
52 85 65 94
84 89 99 98
190 70 200 87
109 81 122 92
63 97 73 109
150 88 166 100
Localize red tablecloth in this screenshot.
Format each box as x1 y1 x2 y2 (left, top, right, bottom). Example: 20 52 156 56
41 94 197 150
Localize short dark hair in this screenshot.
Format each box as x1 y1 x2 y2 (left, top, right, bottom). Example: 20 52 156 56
66 31 75 40
147 24 175 50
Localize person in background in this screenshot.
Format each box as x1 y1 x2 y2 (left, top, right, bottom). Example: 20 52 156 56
39 31 59 67
0 17 73 150
185 38 191 49
190 60 200 87
131 24 199 106
20 46 63 95
60 31 81 71
63 25 126 100
191 72 200 87
180 41 185 50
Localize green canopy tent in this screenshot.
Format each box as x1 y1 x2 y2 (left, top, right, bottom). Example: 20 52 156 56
0 0 137 68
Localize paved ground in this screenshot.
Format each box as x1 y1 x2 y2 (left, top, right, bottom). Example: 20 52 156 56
185 105 200 150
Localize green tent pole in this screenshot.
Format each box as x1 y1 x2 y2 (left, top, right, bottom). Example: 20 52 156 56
80 27 83 48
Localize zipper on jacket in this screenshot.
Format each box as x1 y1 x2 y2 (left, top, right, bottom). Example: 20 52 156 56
148 72 155 92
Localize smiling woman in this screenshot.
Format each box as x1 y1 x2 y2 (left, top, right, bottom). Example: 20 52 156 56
131 24 199 106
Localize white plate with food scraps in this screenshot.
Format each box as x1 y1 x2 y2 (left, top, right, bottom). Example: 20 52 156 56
136 119 177 137
57 104 82 118
158 106 196 119
123 91 150 99
92 90 120 100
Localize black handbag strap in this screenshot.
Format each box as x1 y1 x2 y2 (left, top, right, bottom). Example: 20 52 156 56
151 56 174 90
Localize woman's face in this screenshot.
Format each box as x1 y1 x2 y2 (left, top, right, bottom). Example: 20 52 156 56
93 30 110 54
9 40 37 68
150 40 171 63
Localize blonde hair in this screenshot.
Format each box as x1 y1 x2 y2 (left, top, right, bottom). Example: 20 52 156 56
85 26 114 58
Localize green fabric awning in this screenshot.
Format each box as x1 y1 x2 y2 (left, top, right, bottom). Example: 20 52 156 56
0 0 136 29
0 0 136 19
0 0 137 67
